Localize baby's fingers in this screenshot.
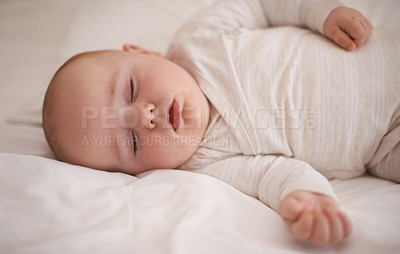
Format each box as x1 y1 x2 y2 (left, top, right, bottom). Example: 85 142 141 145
279 195 304 221
339 211 352 238
345 20 370 48
326 210 352 244
328 27 356 51
291 211 313 240
326 210 344 243
324 7 373 51
310 213 330 245
360 19 373 37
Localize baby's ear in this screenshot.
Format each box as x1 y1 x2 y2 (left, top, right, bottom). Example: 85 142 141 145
122 44 163 58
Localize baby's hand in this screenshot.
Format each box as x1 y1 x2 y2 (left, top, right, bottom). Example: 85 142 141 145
323 7 373 51
278 190 352 245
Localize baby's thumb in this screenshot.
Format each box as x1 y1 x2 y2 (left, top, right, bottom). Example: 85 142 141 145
328 27 356 51
279 195 304 221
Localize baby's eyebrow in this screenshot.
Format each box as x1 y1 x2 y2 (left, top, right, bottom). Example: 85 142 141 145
107 70 120 108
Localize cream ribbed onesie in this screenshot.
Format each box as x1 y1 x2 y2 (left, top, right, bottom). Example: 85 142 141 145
167 0 400 210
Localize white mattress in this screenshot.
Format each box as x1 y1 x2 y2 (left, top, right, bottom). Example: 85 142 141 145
0 0 399 253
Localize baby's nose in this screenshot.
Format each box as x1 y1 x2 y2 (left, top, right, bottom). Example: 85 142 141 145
142 103 156 129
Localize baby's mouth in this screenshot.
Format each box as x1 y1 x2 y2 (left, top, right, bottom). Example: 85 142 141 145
168 100 181 132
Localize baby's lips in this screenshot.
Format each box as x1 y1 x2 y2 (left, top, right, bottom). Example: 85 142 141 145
167 99 180 131
171 100 181 131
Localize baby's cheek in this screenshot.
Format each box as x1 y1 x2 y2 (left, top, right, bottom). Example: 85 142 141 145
140 140 179 168
139 134 200 169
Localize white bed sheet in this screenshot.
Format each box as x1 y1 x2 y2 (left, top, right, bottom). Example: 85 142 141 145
0 0 399 253
1 153 400 254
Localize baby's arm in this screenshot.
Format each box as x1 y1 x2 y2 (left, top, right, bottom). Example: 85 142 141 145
184 155 350 245
323 7 373 51
279 190 352 245
184 0 372 51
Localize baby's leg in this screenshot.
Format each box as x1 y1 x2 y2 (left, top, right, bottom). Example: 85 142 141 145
368 141 400 183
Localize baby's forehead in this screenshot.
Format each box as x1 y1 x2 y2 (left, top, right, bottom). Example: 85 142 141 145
54 49 134 97
69 50 118 65
59 50 123 78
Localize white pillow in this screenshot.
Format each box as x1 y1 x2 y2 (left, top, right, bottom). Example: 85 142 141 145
57 0 216 64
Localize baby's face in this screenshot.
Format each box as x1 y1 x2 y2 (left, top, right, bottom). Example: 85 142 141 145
54 49 209 174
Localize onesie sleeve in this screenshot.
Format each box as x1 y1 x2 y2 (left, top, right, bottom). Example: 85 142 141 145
179 0 342 35
183 155 337 212
260 0 343 34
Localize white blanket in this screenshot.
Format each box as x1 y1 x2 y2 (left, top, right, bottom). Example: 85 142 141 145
0 0 399 253
1 153 399 254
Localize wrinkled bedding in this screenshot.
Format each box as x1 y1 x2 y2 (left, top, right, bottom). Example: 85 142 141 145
1 153 400 253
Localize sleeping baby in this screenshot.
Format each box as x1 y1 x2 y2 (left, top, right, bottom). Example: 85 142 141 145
42 0 400 246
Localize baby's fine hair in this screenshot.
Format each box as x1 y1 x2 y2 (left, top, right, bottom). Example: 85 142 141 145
42 51 97 159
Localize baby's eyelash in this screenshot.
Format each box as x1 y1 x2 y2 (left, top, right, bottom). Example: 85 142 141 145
132 130 138 154
130 79 134 103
